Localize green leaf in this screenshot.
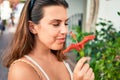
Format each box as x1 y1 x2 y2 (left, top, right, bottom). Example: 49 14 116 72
117 12 120 16
100 22 107 26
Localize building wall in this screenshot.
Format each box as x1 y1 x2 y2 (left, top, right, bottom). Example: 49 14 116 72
97 0 120 31
66 0 86 17
66 0 87 31
67 0 120 31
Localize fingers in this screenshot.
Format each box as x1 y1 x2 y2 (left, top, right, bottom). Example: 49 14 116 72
80 63 89 75
73 57 95 80
74 57 88 73
84 68 94 80
90 73 95 80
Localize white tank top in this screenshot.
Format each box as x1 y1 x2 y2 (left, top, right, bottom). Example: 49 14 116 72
24 55 73 80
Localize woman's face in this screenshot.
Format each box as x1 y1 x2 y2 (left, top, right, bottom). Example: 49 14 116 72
35 5 68 50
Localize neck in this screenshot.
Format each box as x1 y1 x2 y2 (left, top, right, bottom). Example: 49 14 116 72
29 44 58 62
28 37 58 61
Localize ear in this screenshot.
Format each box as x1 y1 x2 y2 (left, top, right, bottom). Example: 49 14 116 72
28 21 38 34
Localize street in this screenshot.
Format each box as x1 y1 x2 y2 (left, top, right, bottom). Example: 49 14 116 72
0 27 16 80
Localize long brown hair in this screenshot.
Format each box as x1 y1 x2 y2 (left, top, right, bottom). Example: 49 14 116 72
2 0 69 68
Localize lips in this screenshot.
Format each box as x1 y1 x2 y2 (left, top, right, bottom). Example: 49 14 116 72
57 37 66 43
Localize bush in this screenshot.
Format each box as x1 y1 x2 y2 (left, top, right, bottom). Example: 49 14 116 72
70 18 120 80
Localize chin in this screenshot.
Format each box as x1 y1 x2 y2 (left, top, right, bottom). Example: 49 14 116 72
53 47 63 50
50 43 64 50
51 46 64 50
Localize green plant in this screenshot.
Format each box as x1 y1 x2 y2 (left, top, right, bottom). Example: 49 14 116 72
117 11 120 16
70 18 120 80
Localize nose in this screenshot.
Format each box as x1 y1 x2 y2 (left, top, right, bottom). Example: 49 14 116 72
60 25 68 35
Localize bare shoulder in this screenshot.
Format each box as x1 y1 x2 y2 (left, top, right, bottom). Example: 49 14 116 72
8 59 40 80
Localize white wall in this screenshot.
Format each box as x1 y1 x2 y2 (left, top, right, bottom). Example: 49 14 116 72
66 0 87 32
97 0 120 31
66 0 86 17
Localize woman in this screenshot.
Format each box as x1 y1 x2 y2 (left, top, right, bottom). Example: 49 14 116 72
2 0 94 80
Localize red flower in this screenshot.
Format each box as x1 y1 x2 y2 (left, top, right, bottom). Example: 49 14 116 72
62 35 95 54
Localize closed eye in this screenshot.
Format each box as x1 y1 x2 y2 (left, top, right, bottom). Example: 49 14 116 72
65 21 68 26
52 23 60 27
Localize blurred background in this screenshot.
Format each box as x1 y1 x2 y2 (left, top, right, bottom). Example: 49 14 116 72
0 0 24 80
0 0 120 80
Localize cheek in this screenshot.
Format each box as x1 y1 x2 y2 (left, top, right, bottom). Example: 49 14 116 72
37 28 58 43
36 28 63 50
40 26 59 38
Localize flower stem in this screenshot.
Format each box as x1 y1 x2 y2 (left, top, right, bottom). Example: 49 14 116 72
79 49 85 57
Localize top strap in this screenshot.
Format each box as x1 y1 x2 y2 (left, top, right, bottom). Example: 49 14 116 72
24 55 50 80
63 61 73 80
24 55 73 80
10 59 42 79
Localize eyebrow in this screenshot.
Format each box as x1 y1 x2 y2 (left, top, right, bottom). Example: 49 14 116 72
49 18 69 22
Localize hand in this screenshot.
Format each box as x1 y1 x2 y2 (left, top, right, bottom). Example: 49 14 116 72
73 57 94 80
